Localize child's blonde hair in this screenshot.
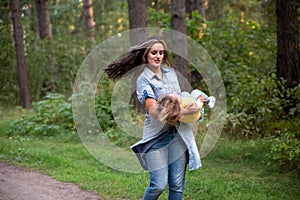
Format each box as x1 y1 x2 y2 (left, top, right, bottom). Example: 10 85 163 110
156 94 182 125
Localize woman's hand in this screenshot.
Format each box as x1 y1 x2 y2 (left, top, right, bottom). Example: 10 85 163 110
182 102 200 115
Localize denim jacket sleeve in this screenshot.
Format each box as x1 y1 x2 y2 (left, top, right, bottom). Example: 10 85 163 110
136 77 157 105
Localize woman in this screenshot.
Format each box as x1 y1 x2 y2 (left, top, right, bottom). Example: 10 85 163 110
105 37 203 200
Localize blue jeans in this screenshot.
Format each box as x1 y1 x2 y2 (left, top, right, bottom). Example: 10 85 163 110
143 128 188 200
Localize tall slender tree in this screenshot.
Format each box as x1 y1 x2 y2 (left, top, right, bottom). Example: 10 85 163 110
28 1 38 35
185 0 207 20
127 0 148 110
276 0 300 88
83 0 95 41
194 0 206 20
185 0 193 18
171 0 189 89
127 0 148 45
35 0 52 40
10 0 32 108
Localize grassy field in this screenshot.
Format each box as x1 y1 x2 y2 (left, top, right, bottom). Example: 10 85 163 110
0 108 299 199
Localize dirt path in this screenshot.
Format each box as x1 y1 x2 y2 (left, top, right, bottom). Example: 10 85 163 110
0 161 103 200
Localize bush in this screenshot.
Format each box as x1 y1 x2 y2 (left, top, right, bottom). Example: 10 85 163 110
8 93 75 137
184 12 300 170
268 131 300 171
223 76 300 138
95 77 115 132
192 14 299 139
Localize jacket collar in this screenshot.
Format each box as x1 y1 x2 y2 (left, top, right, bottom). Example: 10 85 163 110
143 65 171 80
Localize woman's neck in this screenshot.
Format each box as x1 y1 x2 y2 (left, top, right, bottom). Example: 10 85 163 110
149 65 162 79
148 64 161 73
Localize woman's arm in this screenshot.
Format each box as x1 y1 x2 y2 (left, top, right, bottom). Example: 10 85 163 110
181 94 207 115
145 98 159 118
181 102 200 115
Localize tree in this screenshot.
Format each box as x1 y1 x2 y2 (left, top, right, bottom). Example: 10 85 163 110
35 0 52 40
127 0 148 45
148 0 171 12
28 1 38 35
83 0 95 41
194 0 206 20
276 0 300 88
185 0 193 18
171 0 190 90
127 0 148 111
185 0 206 20
10 0 32 109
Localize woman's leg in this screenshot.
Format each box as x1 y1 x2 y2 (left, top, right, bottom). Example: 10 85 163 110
142 132 174 200
143 166 168 200
168 134 188 200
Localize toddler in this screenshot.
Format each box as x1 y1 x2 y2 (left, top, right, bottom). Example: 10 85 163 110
156 89 216 125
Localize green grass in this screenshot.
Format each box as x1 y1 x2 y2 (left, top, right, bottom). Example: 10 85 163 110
0 116 299 199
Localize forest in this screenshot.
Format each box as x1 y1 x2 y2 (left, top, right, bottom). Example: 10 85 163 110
0 0 299 199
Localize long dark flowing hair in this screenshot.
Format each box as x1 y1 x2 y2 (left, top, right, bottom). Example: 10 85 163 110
104 37 175 80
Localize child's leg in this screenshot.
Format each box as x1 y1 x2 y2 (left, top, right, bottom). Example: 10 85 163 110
191 89 216 109
191 89 210 102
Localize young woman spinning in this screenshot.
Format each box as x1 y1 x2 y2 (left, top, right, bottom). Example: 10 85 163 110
105 37 205 200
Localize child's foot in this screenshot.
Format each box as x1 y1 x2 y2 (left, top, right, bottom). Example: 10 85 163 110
208 96 216 108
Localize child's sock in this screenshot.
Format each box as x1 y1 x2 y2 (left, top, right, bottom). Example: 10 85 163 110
207 96 216 108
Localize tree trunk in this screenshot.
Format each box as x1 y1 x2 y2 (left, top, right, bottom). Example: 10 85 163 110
165 0 171 12
185 0 193 18
194 0 206 20
10 0 32 109
83 0 95 42
127 0 148 111
171 0 190 90
35 0 52 40
276 0 300 88
127 0 148 45
28 2 38 35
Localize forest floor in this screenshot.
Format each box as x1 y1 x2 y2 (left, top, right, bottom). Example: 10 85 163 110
0 161 103 200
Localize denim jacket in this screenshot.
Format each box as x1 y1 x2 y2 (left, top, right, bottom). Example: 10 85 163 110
131 66 201 171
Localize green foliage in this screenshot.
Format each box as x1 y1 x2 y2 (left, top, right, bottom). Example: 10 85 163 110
24 31 92 101
95 77 115 131
184 9 300 170
0 0 129 105
186 11 206 38
0 2 18 104
95 76 141 147
268 131 300 171
224 76 299 138
186 12 275 137
147 7 171 28
8 93 75 138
